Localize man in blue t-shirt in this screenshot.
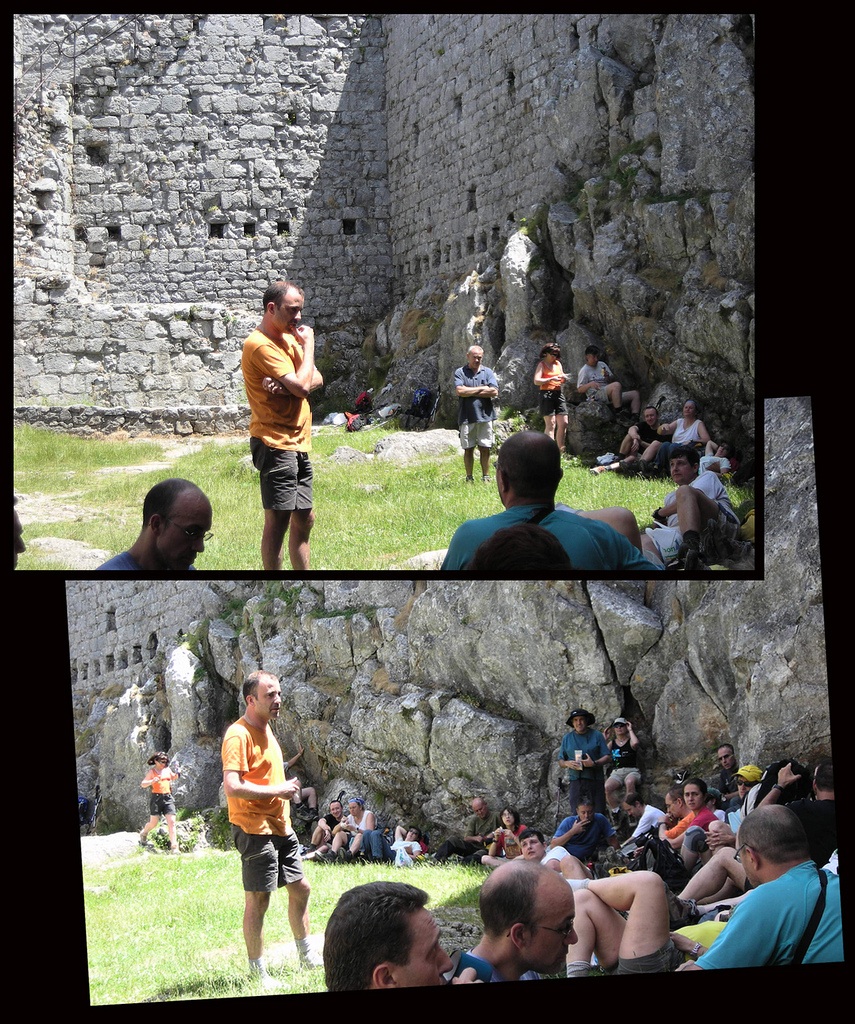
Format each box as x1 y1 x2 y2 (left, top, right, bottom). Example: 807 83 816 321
551 798 619 862
442 431 663 570
467 860 577 981
454 345 499 484
97 478 212 571
677 805 843 970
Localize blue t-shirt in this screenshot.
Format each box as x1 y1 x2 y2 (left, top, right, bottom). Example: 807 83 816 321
559 728 611 780
454 364 498 424
97 551 196 571
553 812 615 860
442 506 662 571
696 862 843 968
464 951 539 982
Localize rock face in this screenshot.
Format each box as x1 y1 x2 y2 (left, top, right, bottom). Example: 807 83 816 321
70 398 823 841
16 14 753 458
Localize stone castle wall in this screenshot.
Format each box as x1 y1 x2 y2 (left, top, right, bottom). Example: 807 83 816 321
383 14 579 296
15 14 389 320
14 14 596 411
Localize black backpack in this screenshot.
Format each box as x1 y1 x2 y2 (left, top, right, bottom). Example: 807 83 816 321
752 758 812 807
632 836 691 891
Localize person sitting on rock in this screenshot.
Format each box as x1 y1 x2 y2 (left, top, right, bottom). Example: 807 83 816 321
652 399 712 470
576 345 640 422
550 796 621 864
590 406 671 475
604 717 642 811
433 795 503 865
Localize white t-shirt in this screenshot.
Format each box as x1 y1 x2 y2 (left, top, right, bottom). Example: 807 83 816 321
541 847 568 867
630 804 667 839
664 472 734 527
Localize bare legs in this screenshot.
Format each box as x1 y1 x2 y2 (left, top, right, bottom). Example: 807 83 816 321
463 447 492 479
140 812 178 851
262 508 314 571
678 846 745 904
544 413 568 453
572 871 670 969
243 877 312 963
578 508 644 552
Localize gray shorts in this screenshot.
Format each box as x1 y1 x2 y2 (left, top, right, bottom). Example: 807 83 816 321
250 438 313 511
617 939 684 974
459 420 494 450
232 826 304 892
608 766 641 786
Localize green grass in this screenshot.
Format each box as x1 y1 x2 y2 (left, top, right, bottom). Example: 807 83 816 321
82 847 485 1003
14 423 754 570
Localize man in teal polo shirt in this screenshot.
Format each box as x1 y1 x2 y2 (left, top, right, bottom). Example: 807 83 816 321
441 431 663 570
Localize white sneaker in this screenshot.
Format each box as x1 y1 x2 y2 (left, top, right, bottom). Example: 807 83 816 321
259 973 284 992
299 946 324 969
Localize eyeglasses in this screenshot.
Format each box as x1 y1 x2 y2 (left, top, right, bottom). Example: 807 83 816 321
734 843 751 863
536 920 575 939
166 519 213 542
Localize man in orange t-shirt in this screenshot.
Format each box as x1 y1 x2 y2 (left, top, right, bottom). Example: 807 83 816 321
222 670 321 986
241 280 324 571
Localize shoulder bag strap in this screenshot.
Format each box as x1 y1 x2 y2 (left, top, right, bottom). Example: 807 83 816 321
528 504 555 526
790 865 828 966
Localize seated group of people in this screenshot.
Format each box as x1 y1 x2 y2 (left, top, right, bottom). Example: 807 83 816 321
301 795 428 865
320 754 839 987
592 400 737 479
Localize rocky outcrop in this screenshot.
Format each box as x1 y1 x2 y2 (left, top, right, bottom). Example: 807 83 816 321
71 398 820 841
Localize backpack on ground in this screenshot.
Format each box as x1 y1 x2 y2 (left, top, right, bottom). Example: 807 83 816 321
632 835 691 891
79 784 101 835
401 385 439 430
354 389 374 415
345 411 364 432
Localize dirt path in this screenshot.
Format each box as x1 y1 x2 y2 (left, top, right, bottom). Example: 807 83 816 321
16 435 242 569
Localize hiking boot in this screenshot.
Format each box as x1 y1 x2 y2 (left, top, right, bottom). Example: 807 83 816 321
664 888 699 930
465 475 474 483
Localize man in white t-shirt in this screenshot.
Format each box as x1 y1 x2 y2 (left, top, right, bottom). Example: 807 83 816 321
642 446 738 569
622 792 666 842
519 827 591 880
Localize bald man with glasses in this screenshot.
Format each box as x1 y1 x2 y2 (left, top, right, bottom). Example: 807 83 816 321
97 478 212 571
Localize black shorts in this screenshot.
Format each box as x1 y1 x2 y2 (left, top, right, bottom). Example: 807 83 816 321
231 826 304 892
250 437 313 511
539 390 568 416
150 792 176 816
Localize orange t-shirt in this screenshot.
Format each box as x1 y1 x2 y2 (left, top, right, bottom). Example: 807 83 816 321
664 810 695 841
144 767 179 794
221 717 291 835
537 360 565 391
241 328 312 451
